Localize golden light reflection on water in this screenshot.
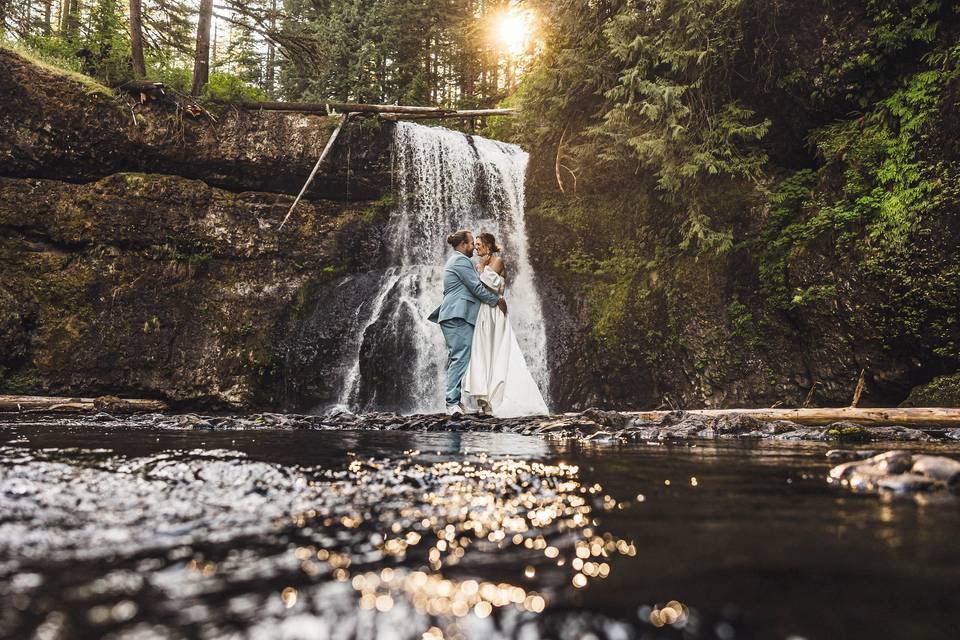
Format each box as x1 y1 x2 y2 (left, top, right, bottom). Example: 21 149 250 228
645 600 689 629
280 451 636 619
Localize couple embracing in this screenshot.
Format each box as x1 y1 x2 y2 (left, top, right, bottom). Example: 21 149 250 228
428 229 548 418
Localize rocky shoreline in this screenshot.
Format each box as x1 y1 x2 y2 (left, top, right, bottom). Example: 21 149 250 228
5 409 960 500
5 408 960 444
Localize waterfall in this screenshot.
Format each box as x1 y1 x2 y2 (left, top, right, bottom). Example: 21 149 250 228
331 121 550 415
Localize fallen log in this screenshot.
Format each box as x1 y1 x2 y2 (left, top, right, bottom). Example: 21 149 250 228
243 100 441 114
113 84 516 119
228 100 515 118
391 108 516 119
0 394 168 413
624 406 960 427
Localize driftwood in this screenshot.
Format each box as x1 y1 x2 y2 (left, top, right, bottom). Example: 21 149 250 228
0 394 168 413
277 113 349 231
850 369 866 407
625 406 960 427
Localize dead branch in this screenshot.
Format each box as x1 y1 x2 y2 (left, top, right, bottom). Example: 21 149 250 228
278 113 349 231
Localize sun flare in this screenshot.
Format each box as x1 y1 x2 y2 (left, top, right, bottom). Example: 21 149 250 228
494 9 535 55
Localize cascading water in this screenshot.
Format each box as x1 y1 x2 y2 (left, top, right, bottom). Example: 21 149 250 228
331 121 550 415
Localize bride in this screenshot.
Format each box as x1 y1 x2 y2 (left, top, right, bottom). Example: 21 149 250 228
462 233 549 417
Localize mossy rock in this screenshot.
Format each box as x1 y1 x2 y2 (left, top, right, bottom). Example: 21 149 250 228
824 422 870 441
900 373 960 408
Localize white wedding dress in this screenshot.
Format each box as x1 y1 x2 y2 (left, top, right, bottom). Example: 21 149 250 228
462 266 549 417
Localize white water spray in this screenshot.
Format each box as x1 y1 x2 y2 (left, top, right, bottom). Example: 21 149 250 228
335 122 550 414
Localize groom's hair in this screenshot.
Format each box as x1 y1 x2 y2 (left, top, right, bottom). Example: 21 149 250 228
446 229 471 248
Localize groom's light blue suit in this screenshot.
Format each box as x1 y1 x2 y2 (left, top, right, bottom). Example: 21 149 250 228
428 252 500 407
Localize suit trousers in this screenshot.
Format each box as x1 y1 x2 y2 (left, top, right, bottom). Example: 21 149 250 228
440 318 474 407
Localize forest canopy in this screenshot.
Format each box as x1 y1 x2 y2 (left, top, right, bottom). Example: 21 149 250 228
0 0 539 103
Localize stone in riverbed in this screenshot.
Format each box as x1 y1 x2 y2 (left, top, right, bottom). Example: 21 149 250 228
876 473 941 493
871 450 914 474
825 449 877 460
910 455 960 485
828 451 960 497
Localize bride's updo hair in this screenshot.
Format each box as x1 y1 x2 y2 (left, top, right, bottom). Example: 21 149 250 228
446 229 471 248
477 232 500 254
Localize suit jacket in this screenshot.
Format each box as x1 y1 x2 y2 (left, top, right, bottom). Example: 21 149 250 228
428 252 500 325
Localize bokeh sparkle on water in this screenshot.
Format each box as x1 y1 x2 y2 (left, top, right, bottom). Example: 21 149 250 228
0 428 642 639
2 422 960 639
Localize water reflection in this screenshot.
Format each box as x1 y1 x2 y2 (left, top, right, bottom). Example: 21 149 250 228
3 426 960 639
0 434 630 638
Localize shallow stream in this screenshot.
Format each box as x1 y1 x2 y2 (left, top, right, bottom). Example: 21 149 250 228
2 419 959 639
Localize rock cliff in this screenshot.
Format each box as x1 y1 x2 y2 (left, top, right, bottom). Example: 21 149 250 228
0 48 392 408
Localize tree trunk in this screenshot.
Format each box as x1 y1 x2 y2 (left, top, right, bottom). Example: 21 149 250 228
60 0 79 39
43 0 52 35
210 17 217 69
264 0 276 97
128 0 146 77
190 0 214 97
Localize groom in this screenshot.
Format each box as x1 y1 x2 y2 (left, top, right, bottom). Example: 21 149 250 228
428 229 507 416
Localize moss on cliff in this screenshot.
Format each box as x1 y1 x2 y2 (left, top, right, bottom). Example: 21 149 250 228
901 373 960 407
0 170 382 408
520 0 960 410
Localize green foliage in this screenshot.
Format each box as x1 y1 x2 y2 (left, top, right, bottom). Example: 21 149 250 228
80 0 134 85
11 35 84 74
901 372 960 407
361 193 396 225
781 0 944 107
3 39 113 96
150 63 193 94
517 0 770 255
808 67 947 248
727 299 759 346
202 72 268 103
596 2 770 198
277 0 522 105
516 0 960 384
167 236 214 265
0 368 42 394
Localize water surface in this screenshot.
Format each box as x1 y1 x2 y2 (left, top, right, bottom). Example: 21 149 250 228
2 423 958 639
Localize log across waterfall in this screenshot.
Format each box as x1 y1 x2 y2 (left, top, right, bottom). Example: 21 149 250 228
329 122 551 415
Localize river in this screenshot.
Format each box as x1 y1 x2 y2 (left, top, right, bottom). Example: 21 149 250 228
2 417 959 639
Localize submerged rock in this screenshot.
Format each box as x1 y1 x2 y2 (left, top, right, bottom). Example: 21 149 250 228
827 450 960 496
910 455 960 485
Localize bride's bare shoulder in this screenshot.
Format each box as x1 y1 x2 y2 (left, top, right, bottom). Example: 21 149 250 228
489 255 505 275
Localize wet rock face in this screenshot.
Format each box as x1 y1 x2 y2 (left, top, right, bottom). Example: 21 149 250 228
901 372 960 408
828 450 960 496
0 49 393 200
0 172 384 407
0 49 399 408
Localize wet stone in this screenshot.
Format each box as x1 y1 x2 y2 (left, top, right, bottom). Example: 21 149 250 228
827 450 960 497
0 409 949 445
825 449 877 460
